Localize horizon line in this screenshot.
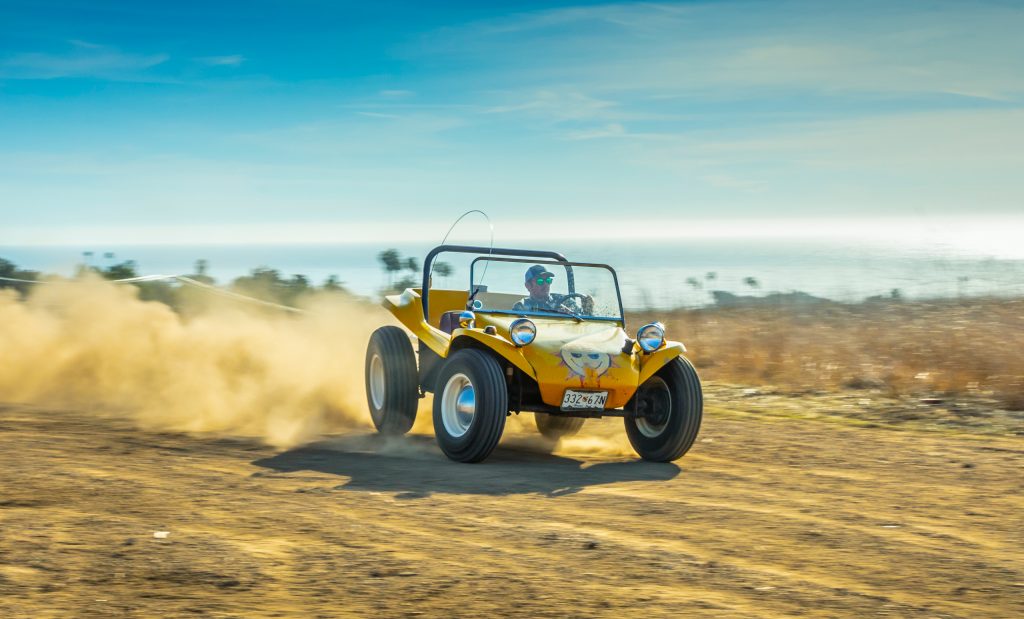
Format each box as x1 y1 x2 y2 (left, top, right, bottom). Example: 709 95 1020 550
3 214 1023 260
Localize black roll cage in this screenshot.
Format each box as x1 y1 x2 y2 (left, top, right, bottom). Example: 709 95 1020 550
421 244 624 322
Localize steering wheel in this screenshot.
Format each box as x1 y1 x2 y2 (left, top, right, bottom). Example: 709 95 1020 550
557 293 594 315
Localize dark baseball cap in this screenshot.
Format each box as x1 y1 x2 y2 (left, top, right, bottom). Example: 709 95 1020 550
525 264 555 282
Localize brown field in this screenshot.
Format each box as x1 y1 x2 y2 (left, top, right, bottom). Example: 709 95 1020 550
633 296 1024 410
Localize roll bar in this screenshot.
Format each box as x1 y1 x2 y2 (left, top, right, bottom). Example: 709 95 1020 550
421 245 571 322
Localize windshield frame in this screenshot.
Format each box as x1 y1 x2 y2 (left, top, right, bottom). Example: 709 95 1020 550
421 245 571 322
469 256 625 323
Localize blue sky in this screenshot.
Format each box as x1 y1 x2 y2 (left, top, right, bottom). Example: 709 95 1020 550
1 0 1022 246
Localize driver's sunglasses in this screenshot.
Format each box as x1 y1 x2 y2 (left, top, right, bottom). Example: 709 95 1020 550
535 277 554 285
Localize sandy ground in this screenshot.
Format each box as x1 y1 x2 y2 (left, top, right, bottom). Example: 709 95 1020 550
1 389 1022 618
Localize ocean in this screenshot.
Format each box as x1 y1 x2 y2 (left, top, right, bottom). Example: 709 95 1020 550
3 238 1023 310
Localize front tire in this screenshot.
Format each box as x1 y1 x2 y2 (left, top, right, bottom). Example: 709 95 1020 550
535 414 585 441
625 357 702 462
433 349 508 463
365 326 418 435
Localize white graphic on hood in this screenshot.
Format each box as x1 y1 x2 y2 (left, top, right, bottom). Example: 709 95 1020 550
559 349 613 387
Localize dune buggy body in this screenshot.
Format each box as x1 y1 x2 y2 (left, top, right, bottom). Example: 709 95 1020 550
365 245 702 463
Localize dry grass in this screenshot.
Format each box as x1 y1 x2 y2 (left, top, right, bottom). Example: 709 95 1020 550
631 296 1024 410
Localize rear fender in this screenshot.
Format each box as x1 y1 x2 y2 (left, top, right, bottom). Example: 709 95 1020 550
383 289 449 355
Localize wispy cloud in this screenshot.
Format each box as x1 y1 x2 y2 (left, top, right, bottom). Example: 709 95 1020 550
481 89 679 141
484 90 618 120
690 108 1024 168
229 113 468 160
622 107 1024 211
428 1 1024 101
699 173 767 192
469 2 693 36
196 54 245 67
563 122 628 140
0 43 168 80
356 111 402 119
68 40 105 50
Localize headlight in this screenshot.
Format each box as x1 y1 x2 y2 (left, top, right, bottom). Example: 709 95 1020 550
637 322 665 353
459 311 476 329
509 318 537 347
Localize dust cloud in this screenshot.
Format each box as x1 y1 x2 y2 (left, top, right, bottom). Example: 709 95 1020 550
0 277 386 447
0 277 635 457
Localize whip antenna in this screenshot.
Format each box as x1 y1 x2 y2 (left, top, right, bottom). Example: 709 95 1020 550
433 210 494 295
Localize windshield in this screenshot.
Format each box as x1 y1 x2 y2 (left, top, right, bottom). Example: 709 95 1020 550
470 257 623 321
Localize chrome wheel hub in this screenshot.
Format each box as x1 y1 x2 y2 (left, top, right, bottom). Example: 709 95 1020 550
369 354 385 409
441 373 476 438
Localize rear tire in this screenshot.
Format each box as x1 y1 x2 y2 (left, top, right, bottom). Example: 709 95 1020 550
625 357 702 462
365 326 418 435
433 349 508 463
535 414 585 441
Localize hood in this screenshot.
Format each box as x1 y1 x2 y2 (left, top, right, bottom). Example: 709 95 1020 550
476 314 640 409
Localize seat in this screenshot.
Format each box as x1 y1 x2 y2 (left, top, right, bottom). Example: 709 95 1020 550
439 311 462 334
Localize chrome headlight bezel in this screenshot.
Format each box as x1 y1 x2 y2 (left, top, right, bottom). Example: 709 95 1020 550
458 311 476 329
637 322 665 353
509 318 537 347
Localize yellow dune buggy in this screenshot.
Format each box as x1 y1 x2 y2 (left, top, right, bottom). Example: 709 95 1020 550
364 245 702 463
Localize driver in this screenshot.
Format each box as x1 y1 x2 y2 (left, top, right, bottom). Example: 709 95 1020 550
513 265 569 312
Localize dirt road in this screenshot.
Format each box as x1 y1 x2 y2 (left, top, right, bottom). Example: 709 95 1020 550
2 391 1022 618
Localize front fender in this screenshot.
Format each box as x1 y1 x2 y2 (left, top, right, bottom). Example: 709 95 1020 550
637 341 686 385
449 329 538 380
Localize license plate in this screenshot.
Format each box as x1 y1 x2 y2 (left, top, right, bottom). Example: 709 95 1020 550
560 390 608 411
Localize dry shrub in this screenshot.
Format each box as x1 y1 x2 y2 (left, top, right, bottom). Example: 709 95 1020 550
634 297 1024 409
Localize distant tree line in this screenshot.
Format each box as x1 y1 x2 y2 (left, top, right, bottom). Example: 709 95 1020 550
0 258 41 296
0 255 351 311
1 247 456 310
0 252 927 313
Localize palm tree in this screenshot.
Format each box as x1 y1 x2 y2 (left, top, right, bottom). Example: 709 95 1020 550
434 261 453 286
377 249 402 287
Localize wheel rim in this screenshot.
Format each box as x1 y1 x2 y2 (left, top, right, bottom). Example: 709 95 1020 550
369 353 385 410
635 376 672 438
441 372 475 438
